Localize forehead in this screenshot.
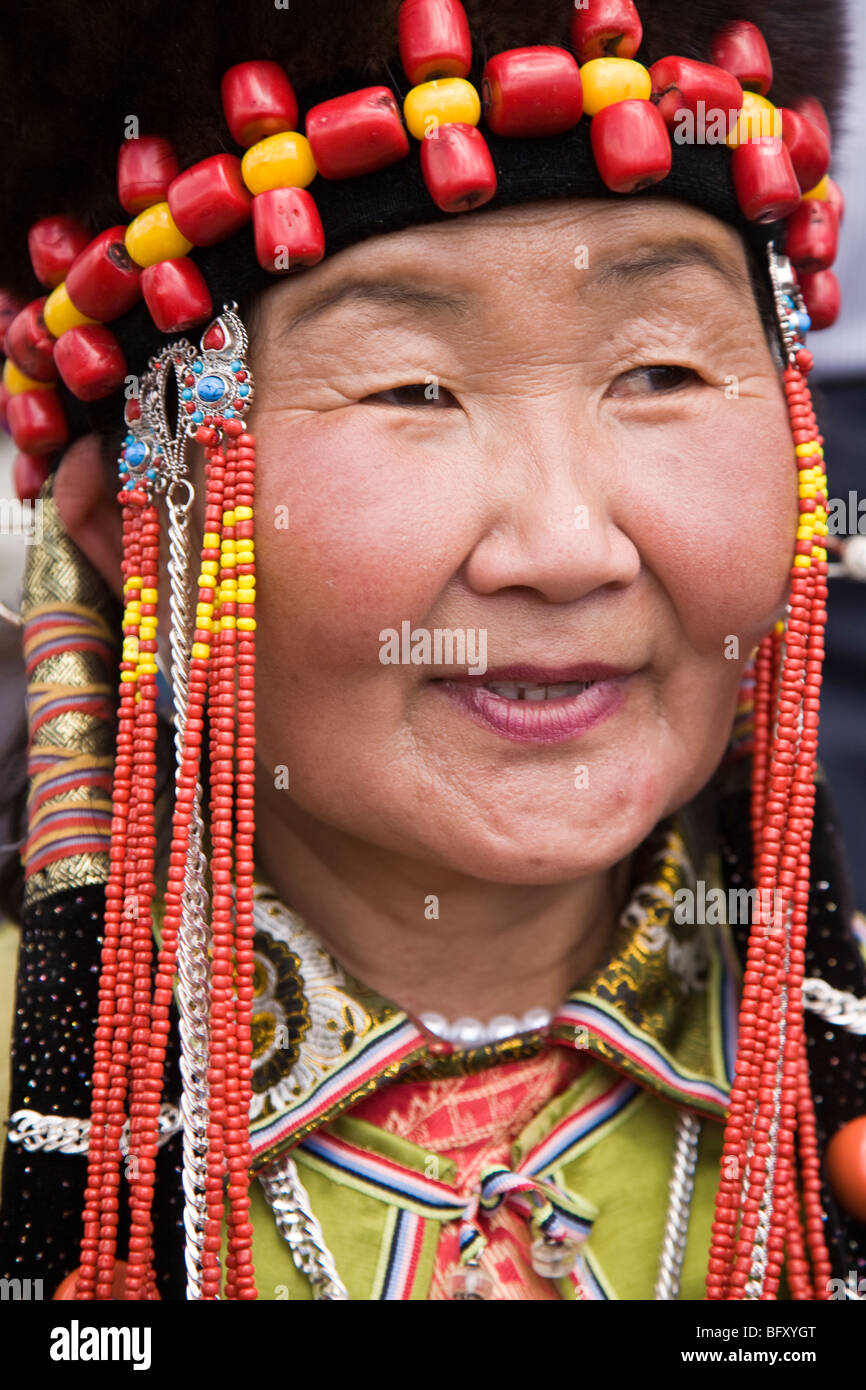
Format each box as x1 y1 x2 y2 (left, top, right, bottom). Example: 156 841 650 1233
255 196 757 339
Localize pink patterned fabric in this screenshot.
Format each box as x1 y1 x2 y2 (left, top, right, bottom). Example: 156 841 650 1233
351 1046 588 1300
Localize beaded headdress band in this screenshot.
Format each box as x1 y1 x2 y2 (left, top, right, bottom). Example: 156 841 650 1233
0 0 844 1301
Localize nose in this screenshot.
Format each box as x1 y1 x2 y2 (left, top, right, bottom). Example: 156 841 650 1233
462 407 642 605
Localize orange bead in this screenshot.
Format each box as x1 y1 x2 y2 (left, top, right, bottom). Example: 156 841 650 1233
826 1116 866 1222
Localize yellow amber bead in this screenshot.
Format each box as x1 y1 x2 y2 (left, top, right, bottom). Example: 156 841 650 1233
237 617 257 631
235 506 253 521
803 175 831 201
403 78 481 139
725 93 781 147
125 203 193 268
2 358 54 395
43 283 100 338
579 58 651 116
241 133 317 194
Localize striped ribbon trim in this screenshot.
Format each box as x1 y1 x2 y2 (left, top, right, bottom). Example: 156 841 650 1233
22 602 118 883
295 1074 636 1298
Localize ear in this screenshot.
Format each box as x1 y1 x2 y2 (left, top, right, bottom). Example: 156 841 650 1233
52 434 124 603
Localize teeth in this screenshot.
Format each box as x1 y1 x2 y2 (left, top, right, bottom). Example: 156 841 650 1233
483 680 593 701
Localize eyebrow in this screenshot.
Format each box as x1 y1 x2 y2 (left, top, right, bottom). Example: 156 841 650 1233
283 277 473 336
590 239 749 298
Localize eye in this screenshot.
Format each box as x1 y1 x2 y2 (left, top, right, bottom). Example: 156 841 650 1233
607 364 700 398
360 382 461 408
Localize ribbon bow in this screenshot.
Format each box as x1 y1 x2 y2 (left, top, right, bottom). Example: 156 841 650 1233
458 1162 590 1266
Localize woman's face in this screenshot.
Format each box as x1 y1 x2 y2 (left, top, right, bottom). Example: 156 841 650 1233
214 196 796 886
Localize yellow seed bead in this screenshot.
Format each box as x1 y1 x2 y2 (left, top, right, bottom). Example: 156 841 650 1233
43 282 101 338
803 174 831 201
579 58 651 116
191 642 211 660
222 508 236 524
120 670 138 683
124 575 143 591
200 560 219 576
221 615 236 629
139 625 157 640
125 202 193 268
241 132 317 194
235 506 253 521
238 594 256 606
140 588 158 604
138 661 158 675
795 442 822 457
202 532 222 549
793 555 811 568
122 639 139 657
196 615 213 631
725 92 781 147
237 617 257 631
2 358 55 395
237 575 255 589
235 545 255 559
403 77 481 140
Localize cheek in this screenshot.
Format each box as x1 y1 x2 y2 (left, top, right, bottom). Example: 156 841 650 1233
626 393 797 652
252 410 471 676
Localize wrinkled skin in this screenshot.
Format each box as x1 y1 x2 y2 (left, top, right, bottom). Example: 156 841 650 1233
56 197 796 1022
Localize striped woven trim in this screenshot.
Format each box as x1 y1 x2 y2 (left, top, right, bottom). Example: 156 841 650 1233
371 1208 427 1300
553 998 730 1117
249 1018 427 1168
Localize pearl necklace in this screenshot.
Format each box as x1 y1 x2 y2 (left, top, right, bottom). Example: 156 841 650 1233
418 1007 553 1048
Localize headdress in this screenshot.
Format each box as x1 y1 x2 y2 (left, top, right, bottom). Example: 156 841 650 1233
0 0 863 1302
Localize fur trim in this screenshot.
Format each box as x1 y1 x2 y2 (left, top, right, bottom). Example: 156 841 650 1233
0 0 849 295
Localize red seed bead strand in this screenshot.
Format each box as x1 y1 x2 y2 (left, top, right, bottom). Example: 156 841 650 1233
123 503 162 1300
209 438 240 1298
749 632 774 845
75 497 144 1299
227 431 257 1297
199 439 231 1299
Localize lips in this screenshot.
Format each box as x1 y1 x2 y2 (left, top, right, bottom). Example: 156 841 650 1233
430 663 638 744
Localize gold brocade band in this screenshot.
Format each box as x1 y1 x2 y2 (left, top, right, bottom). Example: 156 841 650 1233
20 474 120 910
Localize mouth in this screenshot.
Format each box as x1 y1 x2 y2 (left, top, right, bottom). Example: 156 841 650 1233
429 664 638 744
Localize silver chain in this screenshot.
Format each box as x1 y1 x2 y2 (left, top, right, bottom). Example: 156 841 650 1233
258 1151 349 1299
7 1103 181 1155
166 479 213 1301
654 1110 701 1300
802 976 866 1033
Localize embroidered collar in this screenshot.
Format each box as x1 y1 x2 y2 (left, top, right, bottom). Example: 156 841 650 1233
242 810 740 1172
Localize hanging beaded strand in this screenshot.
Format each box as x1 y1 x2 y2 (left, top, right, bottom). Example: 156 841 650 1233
707 332 832 1299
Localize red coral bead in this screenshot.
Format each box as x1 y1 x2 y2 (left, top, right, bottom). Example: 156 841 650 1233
306 87 409 178
140 258 213 332
731 138 801 222
793 96 831 145
0 384 9 433
482 46 583 137
785 199 839 273
65 227 142 320
779 108 831 193
7 389 69 454
53 324 127 401
27 216 90 289
221 61 298 148
797 269 841 330
4 298 58 382
167 154 252 245
0 290 23 344
824 176 845 224
398 0 472 84
826 1117 866 1223
570 0 642 62
117 136 180 217
420 122 497 212
649 56 742 135
590 99 671 193
251 188 325 272
709 20 772 96
12 451 51 502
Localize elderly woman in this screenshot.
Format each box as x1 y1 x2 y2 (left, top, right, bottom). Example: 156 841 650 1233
0 0 864 1303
